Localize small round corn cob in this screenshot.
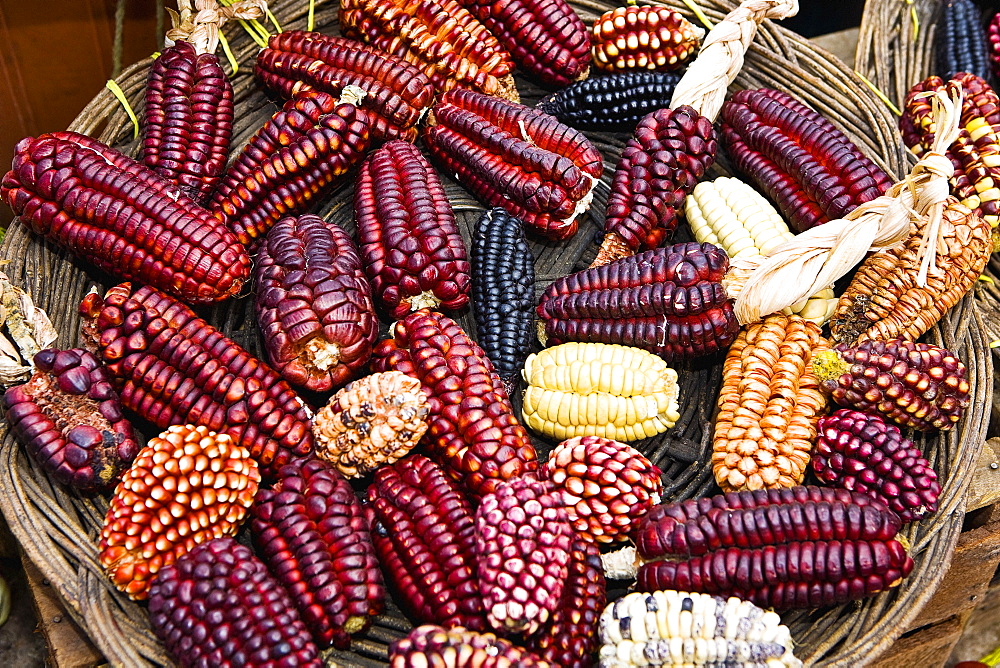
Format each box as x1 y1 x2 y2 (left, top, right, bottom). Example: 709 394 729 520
389 625 552 667
591 6 703 73
522 342 681 442
536 71 682 132
937 0 991 81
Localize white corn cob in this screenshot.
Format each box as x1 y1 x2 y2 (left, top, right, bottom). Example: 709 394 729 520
598 591 802 668
686 177 837 325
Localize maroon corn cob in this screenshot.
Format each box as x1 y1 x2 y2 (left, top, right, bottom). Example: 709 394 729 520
1 131 250 305
79 283 313 476
424 88 604 240
537 243 739 361
372 309 539 498
389 625 552 667
251 457 385 649
3 347 139 491
720 88 893 232
255 30 435 143
254 214 377 393
592 6 702 73
209 89 372 250
143 40 234 204
354 140 471 318
365 455 487 631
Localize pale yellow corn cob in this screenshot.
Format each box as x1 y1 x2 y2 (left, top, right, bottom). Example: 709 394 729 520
521 342 680 442
685 177 837 325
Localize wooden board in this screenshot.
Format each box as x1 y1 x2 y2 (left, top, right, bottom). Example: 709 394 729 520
871 613 970 668
967 438 1000 513
21 556 103 668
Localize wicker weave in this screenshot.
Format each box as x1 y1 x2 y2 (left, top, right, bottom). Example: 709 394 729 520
0 1 989 666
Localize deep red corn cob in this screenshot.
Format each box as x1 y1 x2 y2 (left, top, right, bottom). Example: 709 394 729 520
389 625 552 667
80 283 314 475
720 88 893 232
0 131 250 305
424 88 604 240
251 458 385 649
990 12 1000 82
209 88 371 250
143 40 233 204
254 214 377 393
3 347 138 491
592 6 702 73
537 243 739 361
365 455 487 631
372 309 538 498
148 537 322 668
255 30 435 143
815 409 941 523
354 140 471 318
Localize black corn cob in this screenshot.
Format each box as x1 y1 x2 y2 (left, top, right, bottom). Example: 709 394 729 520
471 208 535 394
536 71 682 132
937 0 991 81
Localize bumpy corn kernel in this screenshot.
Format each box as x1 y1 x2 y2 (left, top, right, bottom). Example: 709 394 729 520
937 0 990 81
592 6 703 73
989 11 1000 81
536 71 682 132
390 625 552 667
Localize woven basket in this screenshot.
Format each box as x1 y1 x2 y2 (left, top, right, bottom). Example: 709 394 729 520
0 1 989 666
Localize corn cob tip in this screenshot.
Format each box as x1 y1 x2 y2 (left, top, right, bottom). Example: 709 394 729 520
497 75 520 103
600 544 639 580
811 348 851 384
590 232 635 267
339 84 368 106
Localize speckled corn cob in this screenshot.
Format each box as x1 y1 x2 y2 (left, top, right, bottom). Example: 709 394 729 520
355 140 471 317
522 342 680 442
937 0 990 81
372 309 538 497
209 88 371 250
686 177 837 325
255 30 435 143
339 0 518 100
537 243 739 361
143 40 233 203
99 425 260 600
3 347 139 491
598 591 802 668
148 537 322 668
812 338 970 432
1 131 250 305
720 88 893 232
255 214 377 393
536 71 682 132
424 88 604 240
80 283 314 474
365 455 487 630
251 458 385 648
713 314 829 493
591 6 703 73
389 625 552 667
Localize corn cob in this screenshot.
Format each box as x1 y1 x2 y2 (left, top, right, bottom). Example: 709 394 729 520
149 537 322 668
592 6 703 74
372 309 538 497
424 88 604 240
1 131 251 305
537 243 739 361
522 342 680 442
686 177 837 325
815 409 941 524
251 458 385 649
339 0 518 101
99 425 260 600
255 30 436 143
536 71 682 132
937 0 990 81
390 625 552 667
989 12 1000 81
720 88 894 233
365 455 487 631
598 591 802 668
712 314 828 493
209 88 372 251
355 140 471 317
813 338 970 432
3 347 139 491
79 283 314 475
470 208 535 394
255 214 377 393
634 486 914 609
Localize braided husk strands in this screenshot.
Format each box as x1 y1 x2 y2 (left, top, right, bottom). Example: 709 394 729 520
0 1 986 667
164 0 266 55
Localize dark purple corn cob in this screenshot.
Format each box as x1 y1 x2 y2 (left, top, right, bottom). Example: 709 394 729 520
937 0 990 81
148 537 322 668
3 347 138 491
254 214 377 393
365 455 487 631
470 208 535 394
143 40 233 204
389 625 552 667
990 12 1000 82
815 409 941 523
354 140 471 318
251 458 385 649
209 89 372 251
0 131 251 305
537 242 739 362
79 283 313 476
720 88 894 233
536 71 682 132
